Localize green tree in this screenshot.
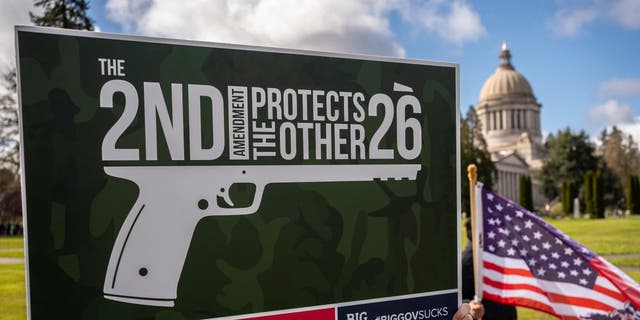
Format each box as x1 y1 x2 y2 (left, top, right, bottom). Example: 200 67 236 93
583 170 594 216
518 175 533 211
30 0 94 30
539 128 598 200
592 171 605 219
461 106 496 214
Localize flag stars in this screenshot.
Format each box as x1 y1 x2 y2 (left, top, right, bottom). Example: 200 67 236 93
487 193 494 201
495 218 502 225
520 249 529 256
532 245 539 251
579 278 588 285
507 248 516 256
523 235 530 242
555 238 563 245
540 254 548 261
583 268 592 276
528 258 537 266
488 245 496 252
498 240 506 248
514 225 521 232
499 228 510 236
533 231 543 240
511 239 519 247
573 258 583 266
488 231 496 239
564 248 573 255
516 211 524 218
561 261 570 268
570 270 578 277
537 268 546 276
505 215 512 221
524 220 533 229
549 263 557 270
496 204 504 211
551 252 560 259
488 218 496 226
558 272 566 279
542 242 551 250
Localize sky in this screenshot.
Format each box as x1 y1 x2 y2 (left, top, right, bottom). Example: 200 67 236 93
2 0 640 143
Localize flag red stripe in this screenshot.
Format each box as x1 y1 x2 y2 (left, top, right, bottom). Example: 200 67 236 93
482 292 569 319
484 276 617 312
483 260 533 277
590 257 640 309
483 277 545 295
546 292 615 312
593 284 626 303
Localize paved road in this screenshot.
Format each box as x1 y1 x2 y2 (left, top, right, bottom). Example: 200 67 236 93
0 257 23 264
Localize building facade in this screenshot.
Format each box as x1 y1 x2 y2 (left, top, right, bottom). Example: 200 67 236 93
476 43 547 208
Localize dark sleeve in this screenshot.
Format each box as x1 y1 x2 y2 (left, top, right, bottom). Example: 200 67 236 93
483 299 517 320
461 242 475 301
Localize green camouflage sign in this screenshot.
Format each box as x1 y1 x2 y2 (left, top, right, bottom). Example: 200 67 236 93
16 27 460 320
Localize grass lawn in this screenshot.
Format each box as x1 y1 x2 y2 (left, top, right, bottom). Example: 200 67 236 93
0 250 24 259
0 237 23 250
0 264 26 320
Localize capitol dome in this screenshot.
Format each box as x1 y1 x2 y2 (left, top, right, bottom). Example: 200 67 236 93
478 43 536 104
475 42 546 209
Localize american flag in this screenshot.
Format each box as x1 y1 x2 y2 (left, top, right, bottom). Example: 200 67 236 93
473 184 640 320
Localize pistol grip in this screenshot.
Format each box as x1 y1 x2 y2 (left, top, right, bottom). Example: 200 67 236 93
103 188 199 307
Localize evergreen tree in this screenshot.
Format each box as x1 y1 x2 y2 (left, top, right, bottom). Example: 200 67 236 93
562 181 574 214
584 170 594 216
519 175 533 211
539 128 598 201
461 106 496 214
30 0 94 30
592 171 605 219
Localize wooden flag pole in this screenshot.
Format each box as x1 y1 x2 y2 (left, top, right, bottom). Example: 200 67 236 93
467 164 482 302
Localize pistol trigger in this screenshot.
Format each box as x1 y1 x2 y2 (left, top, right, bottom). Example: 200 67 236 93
220 188 234 207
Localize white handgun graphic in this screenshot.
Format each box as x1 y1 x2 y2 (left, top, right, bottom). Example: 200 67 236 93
102 164 421 307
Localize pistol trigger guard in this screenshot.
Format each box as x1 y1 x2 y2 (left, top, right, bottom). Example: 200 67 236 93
220 188 234 207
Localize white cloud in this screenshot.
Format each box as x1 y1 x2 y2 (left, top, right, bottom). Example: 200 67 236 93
547 7 598 37
0 0 37 74
611 0 640 29
548 0 640 38
104 0 485 56
595 78 640 98
414 1 486 45
617 117 640 144
587 99 635 128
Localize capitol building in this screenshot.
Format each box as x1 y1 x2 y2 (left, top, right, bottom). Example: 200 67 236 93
476 43 547 208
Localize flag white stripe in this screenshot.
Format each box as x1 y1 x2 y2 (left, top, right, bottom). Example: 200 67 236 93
483 283 617 318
